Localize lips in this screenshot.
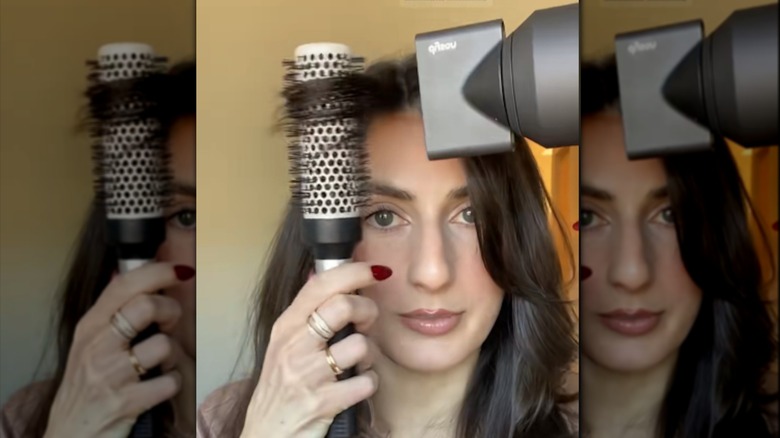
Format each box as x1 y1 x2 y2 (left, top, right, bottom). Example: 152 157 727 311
598 309 663 336
399 309 463 336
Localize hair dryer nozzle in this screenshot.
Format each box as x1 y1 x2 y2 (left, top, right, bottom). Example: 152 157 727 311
664 3 778 147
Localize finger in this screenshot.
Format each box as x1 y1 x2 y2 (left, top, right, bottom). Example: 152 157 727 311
121 370 181 418
125 334 174 381
356 340 381 374
310 294 379 342
119 294 182 337
159 336 190 373
317 370 378 419
287 263 391 321
315 334 374 383
86 263 194 328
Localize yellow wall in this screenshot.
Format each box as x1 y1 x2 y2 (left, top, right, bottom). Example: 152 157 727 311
196 0 579 405
0 0 193 404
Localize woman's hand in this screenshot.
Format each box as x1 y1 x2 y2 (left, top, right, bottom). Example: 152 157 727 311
240 262 390 438
44 262 195 438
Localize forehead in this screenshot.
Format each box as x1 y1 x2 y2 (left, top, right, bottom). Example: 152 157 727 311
364 111 466 190
582 112 667 198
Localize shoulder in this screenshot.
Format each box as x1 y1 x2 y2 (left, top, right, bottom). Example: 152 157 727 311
1 380 52 438
762 369 778 435
197 379 254 438
559 368 579 434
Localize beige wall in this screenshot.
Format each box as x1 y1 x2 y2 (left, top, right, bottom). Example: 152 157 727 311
0 0 193 404
197 0 578 405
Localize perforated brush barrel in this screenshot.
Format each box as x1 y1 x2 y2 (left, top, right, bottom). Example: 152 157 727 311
290 43 368 263
91 43 170 260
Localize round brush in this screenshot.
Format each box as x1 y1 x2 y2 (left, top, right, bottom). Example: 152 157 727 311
86 42 171 438
282 43 371 438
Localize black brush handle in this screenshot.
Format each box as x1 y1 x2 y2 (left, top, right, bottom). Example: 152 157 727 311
129 323 162 438
327 323 358 438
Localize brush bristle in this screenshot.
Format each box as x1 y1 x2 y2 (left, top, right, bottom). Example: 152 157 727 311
86 44 172 219
282 45 372 220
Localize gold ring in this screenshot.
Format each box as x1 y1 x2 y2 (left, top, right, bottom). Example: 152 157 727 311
325 346 343 376
110 311 138 341
307 310 334 340
128 349 147 377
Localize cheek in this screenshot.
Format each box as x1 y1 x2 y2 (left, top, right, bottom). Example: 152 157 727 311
580 234 609 311
156 228 195 266
156 229 196 310
353 233 409 308
654 240 702 324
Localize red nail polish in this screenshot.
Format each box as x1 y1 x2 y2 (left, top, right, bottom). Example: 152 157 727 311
581 266 592 280
371 265 393 281
773 221 778 231
572 221 579 231
174 265 195 281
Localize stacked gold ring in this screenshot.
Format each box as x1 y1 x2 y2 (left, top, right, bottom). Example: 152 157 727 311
307 310 334 340
110 311 138 341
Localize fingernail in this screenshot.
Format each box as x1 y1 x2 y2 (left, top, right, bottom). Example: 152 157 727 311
773 221 777 231
581 266 592 281
174 265 195 281
572 221 579 231
371 265 393 281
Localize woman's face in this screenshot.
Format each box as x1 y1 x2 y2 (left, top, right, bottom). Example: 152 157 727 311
353 111 503 373
580 111 701 372
156 116 196 358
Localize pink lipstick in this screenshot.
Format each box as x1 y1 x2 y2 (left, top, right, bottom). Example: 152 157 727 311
598 309 662 336
399 309 463 336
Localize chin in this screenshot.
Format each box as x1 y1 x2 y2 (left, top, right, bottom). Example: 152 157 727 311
382 336 476 373
585 341 673 373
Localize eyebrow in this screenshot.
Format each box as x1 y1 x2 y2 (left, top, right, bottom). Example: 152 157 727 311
172 182 196 197
368 183 469 202
581 184 668 202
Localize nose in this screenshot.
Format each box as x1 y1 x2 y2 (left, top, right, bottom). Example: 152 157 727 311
408 223 454 293
608 223 652 291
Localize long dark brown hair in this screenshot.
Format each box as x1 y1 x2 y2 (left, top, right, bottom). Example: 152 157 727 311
221 55 578 437
19 60 195 438
582 56 778 438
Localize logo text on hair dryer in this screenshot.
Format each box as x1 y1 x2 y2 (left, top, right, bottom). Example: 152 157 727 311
628 40 657 55
428 41 458 55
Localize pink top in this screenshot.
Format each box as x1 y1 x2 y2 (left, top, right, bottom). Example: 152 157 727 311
1 380 196 438
1 381 49 438
196 377 580 437
197 380 248 438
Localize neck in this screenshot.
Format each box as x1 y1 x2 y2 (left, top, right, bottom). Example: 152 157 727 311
370 350 479 438
582 352 677 438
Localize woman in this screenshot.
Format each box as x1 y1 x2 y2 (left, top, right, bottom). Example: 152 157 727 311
580 57 778 437
198 55 578 437
0 60 196 437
